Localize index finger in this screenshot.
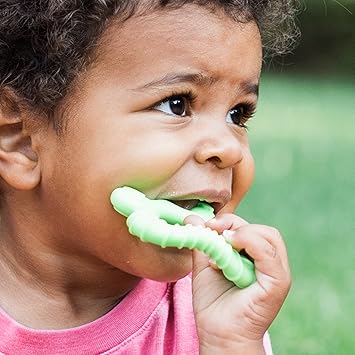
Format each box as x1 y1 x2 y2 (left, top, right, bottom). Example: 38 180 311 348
183 214 206 227
205 213 249 234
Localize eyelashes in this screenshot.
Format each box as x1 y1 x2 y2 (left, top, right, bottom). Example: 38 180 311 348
230 102 256 130
152 90 256 129
153 90 197 117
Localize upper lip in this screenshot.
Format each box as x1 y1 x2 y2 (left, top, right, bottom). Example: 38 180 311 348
164 189 232 214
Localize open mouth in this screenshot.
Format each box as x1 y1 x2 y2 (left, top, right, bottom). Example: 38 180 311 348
165 189 230 215
170 199 222 214
171 199 200 210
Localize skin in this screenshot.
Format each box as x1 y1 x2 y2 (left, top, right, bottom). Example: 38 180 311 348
0 4 291 353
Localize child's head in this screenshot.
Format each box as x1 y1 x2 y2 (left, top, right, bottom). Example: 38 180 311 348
0 1 298 282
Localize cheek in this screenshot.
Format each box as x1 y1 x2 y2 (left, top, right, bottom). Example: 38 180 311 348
227 148 255 213
118 145 186 190
87 129 191 191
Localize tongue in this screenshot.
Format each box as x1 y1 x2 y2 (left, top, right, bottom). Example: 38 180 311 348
172 199 199 210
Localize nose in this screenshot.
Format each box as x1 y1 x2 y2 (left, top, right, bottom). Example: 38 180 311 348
193 123 243 169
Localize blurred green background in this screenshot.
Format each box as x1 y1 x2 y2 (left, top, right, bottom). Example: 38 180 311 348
238 1 354 354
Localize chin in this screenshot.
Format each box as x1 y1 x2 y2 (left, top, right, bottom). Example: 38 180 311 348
150 247 193 282
154 269 192 283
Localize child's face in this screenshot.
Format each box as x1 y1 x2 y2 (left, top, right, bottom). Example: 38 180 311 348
39 5 262 281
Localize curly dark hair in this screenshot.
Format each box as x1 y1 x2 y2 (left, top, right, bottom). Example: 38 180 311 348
0 0 300 119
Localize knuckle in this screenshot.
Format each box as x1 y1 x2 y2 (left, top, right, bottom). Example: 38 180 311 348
268 226 282 240
266 244 277 259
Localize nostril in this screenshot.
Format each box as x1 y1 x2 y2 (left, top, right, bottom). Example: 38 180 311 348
194 137 242 168
207 156 222 165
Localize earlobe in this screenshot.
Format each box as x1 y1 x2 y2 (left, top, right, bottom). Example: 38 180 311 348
0 93 41 191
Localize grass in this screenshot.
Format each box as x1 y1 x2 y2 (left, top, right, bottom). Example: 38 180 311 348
237 74 355 354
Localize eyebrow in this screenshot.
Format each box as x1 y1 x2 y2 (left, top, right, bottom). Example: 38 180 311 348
240 82 259 97
133 71 259 97
134 72 216 91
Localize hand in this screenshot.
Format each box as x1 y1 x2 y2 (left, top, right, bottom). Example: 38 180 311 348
185 213 291 354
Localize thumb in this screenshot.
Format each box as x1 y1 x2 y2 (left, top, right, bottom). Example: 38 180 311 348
192 249 210 280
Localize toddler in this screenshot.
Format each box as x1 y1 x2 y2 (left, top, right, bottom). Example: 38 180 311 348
0 1 298 354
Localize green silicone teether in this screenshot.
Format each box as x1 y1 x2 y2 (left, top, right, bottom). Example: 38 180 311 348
110 186 256 288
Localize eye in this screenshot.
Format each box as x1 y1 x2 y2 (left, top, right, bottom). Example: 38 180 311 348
226 104 255 128
154 96 188 116
226 106 245 126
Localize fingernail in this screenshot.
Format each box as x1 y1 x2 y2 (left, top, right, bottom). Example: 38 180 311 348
183 215 205 226
208 259 218 270
222 230 234 242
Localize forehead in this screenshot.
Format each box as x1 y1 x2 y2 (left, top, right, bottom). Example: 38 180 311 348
88 5 262 88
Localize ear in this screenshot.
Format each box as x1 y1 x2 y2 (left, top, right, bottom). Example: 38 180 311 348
0 90 41 190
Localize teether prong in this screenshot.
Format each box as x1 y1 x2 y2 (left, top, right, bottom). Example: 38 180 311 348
110 186 256 288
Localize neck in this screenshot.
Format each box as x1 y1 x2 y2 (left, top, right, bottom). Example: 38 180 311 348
0 206 139 330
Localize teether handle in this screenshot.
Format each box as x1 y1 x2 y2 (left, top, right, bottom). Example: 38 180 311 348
110 186 256 288
110 186 215 223
127 210 256 288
